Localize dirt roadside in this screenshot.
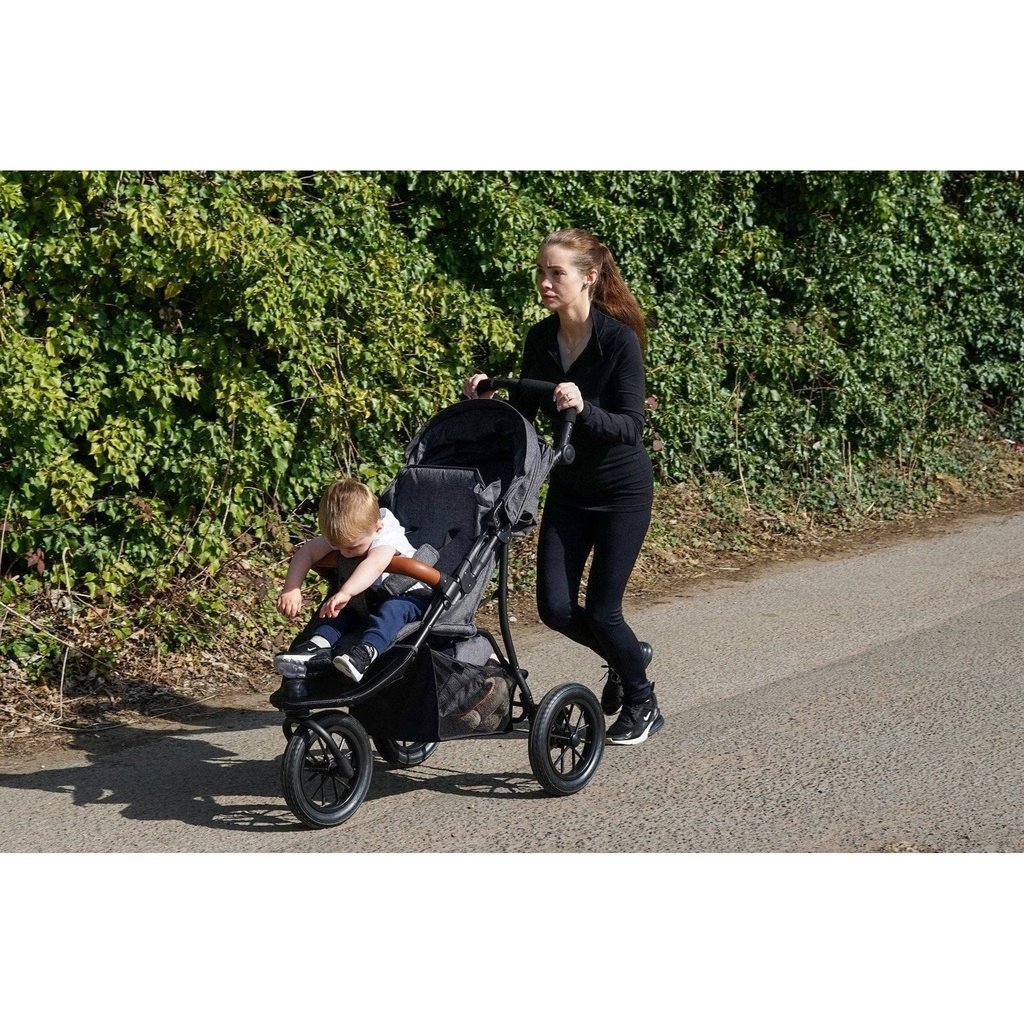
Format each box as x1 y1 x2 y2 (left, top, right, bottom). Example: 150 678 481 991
3 465 1024 766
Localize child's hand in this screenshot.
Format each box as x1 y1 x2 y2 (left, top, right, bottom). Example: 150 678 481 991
276 589 303 618
319 591 351 619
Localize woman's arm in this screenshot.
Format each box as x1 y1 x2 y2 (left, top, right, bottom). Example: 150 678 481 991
576 338 646 445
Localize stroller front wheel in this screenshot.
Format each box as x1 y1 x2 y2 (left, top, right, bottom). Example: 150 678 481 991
281 711 373 828
528 683 605 796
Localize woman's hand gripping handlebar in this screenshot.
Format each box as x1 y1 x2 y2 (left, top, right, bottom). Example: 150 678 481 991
476 377 577 465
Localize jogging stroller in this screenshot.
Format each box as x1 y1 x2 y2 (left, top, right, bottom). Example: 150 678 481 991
269 379 606 828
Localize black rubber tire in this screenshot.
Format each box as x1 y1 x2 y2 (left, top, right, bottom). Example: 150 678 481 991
528 683 605 796
373 736 439 767
281 711 373 828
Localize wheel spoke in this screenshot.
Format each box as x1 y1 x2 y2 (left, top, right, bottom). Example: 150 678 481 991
563 738 580 774
326 772 346 806
300 732 357 807
307 768 330 807
548 701 590 777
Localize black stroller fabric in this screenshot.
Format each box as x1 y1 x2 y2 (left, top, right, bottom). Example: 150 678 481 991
356 640 514 742
396 398 557 537
381 465 497 635
377 399 556 639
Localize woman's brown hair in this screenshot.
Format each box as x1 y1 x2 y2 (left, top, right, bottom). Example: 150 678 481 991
540 228 647 354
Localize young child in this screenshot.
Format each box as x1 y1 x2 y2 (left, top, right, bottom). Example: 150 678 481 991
273 478 431 681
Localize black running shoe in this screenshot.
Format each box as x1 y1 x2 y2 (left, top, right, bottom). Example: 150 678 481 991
600 641 654 716
274 639 330 678
333 642 378 682
606 696 663 745
649 695 665 738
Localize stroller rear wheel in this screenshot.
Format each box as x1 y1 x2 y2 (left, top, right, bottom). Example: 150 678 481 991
528 683 605 796
281 711 373 828
373 736 439 767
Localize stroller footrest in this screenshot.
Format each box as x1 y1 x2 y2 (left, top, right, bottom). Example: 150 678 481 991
269 644 419 712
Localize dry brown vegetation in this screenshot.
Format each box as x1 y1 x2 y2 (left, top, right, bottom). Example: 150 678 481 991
4 442 1022 761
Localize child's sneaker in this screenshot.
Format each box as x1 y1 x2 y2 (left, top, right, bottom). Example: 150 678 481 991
606 695 664 745
274 638 331 678
333 642 378 682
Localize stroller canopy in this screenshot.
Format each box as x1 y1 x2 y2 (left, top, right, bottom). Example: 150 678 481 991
401 398 556 536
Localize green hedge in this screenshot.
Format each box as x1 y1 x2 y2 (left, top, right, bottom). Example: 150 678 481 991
1 170 1022 621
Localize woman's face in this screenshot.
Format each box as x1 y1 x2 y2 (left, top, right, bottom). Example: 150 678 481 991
536 244 595 313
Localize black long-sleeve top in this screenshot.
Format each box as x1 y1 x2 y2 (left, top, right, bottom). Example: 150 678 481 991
510 305 654 512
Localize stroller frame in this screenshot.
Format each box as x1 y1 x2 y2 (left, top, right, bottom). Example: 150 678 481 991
269 380 607 829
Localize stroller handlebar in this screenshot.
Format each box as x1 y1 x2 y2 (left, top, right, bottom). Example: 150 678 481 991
385 555 443 589
477 377 576 464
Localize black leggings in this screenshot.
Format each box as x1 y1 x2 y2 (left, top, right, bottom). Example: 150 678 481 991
536 495 652 703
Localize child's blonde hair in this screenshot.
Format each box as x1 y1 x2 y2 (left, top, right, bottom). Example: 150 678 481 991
318 478 379 548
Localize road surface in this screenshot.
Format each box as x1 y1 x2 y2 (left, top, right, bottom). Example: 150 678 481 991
2 508 1022 852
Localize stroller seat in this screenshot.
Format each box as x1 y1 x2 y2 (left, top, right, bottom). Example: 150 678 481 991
382 464 502 641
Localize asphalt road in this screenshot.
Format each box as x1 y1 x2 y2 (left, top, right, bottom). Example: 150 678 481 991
2 508 1022 853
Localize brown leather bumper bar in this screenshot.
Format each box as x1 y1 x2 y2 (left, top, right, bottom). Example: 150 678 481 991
313 552 443 589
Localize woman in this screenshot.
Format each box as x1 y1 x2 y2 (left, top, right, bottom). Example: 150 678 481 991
464 228 661 745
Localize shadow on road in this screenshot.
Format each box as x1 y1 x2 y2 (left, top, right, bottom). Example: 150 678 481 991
0 716 299 836
0 710 544 843
370 759 543 806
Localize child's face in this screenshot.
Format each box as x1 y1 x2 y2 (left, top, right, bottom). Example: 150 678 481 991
337 520 382 558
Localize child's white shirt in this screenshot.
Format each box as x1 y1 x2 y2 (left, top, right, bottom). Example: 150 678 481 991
364 509 427 591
